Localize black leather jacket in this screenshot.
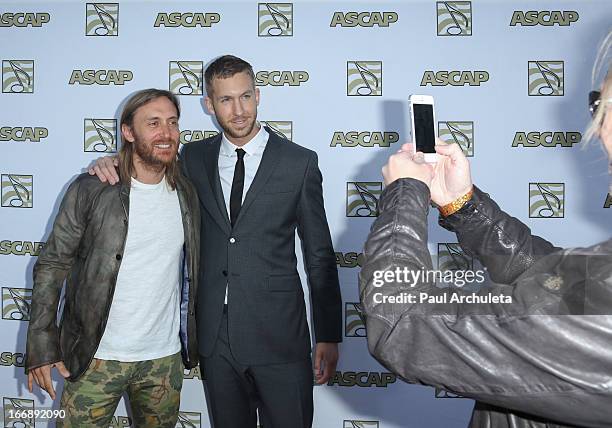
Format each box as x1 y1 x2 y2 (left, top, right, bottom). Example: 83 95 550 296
25 172 200 380
359 178 612 428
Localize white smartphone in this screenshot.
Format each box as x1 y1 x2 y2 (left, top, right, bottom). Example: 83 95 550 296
409 94 438 163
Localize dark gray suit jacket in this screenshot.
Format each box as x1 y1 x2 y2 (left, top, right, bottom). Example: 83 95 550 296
180 128 341 365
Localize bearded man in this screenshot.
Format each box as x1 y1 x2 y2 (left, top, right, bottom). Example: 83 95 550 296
25 89 200 427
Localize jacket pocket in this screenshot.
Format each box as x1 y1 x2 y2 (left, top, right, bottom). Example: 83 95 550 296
267 274 301 292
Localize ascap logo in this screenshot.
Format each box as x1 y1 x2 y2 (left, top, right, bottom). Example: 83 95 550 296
180 130 219 145
336 252 363 268
84 119 117 153
262 121 293 140
330 11 398 27
86 3 118 36
346 182 381 217
331 131 399 148
435 388 464 398
258 3 293 36
347 61 382 96
109 416 132 427
512 132 581 147
528 61 564 96
437 1 472 36
345 303 366 337
328 371 396 387
421 70 488 86
69 70 133 85
344 421 379 428
154 12 221 27
1 175 33 208
0 127 48 143
184 365 203 380
255 71 309 86
3 397 35 427
0 352 24 367
169 61 203 96
438 122 473 157
604 193 612 208
0 241 43 256
529 183 564 218
510 11 578 26
2 60 34 93
1 288 32 321
0 13 50 27
437 243 473 271
177 411 202 427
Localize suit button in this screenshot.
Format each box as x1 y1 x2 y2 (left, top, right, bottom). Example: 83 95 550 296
229 237 236 244
116 254 122 260
222 270 228 277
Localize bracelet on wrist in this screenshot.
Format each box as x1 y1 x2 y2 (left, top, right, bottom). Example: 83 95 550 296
438 187 473 217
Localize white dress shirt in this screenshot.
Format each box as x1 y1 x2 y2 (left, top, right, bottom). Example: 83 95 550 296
218 124 269 303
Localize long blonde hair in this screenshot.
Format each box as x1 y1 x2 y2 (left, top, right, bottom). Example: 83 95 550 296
584 31 612 143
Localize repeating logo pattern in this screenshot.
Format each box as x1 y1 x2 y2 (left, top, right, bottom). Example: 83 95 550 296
346 182 381 217
438 121 474 156
437 243 473 271
84 119 117 153
2 60 34 93
437 1 472 36
258 3 293 36
528 61 564 96
3 397 35 427
261 120 293 141
529 183 564 218
169 61 203 96
176 411 201 427
345 302 366 337
85 3 119 36
347 61 382 96
343 421 380 428
1 288 32 321
1 175 33 208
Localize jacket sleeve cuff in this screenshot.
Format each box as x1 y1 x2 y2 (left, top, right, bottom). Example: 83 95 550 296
380 178 430 215
437 185 487 232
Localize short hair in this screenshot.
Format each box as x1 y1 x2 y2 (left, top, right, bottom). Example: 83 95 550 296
118 88 181 189
205 55 255 96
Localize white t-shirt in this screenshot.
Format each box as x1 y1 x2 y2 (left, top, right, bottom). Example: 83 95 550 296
95 177 184 361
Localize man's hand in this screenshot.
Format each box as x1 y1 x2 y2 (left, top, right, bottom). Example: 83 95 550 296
28 361 71 400
382 143 434 187
88 156 120 185
429 140 473 206
313 342 339 385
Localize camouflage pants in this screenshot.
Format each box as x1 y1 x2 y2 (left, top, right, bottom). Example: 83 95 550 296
57 352 183 428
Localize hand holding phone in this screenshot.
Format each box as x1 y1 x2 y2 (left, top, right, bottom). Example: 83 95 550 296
409 94 437 163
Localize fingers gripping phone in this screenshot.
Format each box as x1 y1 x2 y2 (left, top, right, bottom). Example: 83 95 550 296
409 94 438 163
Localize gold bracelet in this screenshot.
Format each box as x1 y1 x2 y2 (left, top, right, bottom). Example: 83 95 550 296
438 188 473 217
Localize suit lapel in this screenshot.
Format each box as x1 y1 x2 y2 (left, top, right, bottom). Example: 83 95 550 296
199 136 231 232
234 128 282 227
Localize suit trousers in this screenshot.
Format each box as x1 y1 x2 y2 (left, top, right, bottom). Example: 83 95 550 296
201 308 314 428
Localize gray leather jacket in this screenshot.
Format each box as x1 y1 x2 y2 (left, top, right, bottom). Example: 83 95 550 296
359 178 612 428
25 171 200 380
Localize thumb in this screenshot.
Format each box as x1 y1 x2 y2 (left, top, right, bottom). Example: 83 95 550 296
54 362 71 378
113 156 119 167
435 142 463 162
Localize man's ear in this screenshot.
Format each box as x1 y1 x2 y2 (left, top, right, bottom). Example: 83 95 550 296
204 96 215 115
121 123 135 143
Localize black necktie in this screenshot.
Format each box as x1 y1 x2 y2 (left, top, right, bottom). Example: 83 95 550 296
229 148 246 226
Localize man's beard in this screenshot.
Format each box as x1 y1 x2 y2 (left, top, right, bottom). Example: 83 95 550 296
133 138 176 172
218 114 257 140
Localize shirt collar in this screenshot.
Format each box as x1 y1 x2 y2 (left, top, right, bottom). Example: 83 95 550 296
220 123 268 157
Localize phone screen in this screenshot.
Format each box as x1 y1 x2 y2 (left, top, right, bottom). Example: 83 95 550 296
413 103 435 154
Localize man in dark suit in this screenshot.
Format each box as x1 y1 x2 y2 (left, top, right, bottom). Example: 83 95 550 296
91 55 342 428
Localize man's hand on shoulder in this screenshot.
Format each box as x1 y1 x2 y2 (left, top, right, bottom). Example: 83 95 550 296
88 155 120 185
314 342 339 385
